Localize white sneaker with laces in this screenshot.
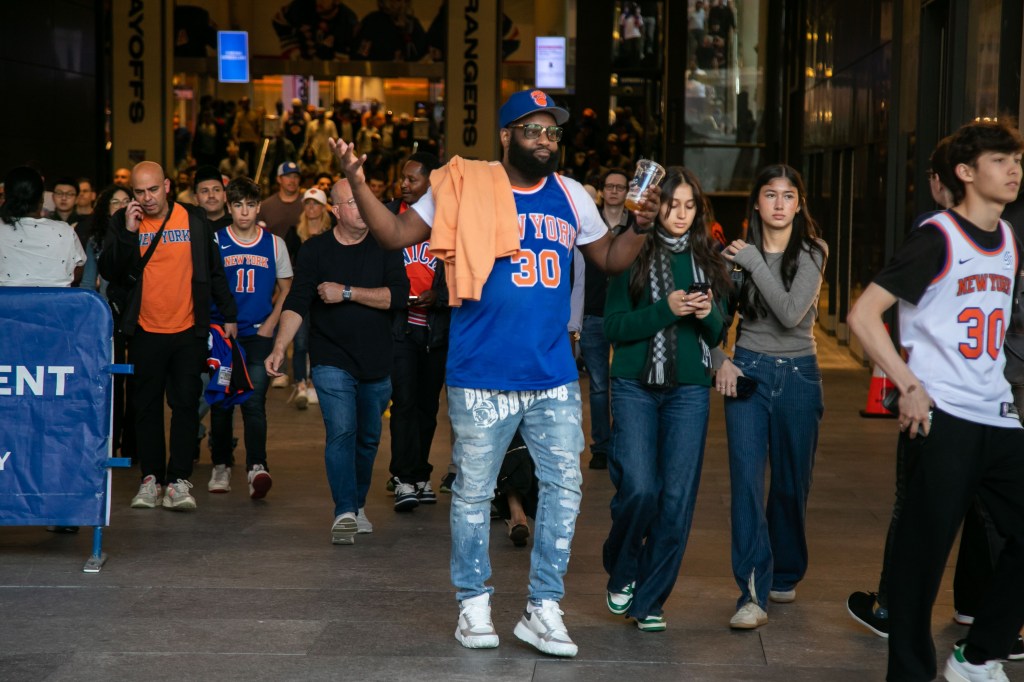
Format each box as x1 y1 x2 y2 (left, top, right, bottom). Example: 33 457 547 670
306 386 318 405
162 479 197 511
607 581 635 615
356 507 373 534
730 602 768 629
130 475 162 508
208 465 231 493
455 593 499 649
248 464 272 499
769 589 796 603
513 599 578 657
331 512 358 545
944 644 1009 682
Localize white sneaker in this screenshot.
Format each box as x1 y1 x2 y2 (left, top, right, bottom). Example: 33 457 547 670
356 507 373 534
455 593 499 649
208 465 231 493
162 479 197 511
271 374 290 389
306 386 318 405
769 589 796 603
331 512 357 545
130 475 162 508
954 610 975 626
513 599 578 657
248 464 272 499
730 602 768 629
606 581 635 615
944 645 1009 682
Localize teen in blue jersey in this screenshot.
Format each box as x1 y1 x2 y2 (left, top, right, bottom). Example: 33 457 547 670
209 177 293 499
329 89 661 658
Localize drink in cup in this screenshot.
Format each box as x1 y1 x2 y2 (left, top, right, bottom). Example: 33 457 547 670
624 159 666 211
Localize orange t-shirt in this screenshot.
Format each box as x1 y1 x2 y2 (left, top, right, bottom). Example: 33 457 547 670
137 204 195 333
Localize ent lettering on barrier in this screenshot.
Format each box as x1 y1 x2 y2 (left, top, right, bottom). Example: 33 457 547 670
0 365 75 396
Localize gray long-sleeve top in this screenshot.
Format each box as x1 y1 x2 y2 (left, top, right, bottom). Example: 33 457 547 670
726 239 827 358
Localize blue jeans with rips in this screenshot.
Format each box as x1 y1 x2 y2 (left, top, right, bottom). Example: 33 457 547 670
724 348 823 610
579 315 611 457
447 382 584 603
311 365 392 516
604 378 709 618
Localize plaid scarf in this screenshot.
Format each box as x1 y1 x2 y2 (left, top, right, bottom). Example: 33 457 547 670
642 229 712 387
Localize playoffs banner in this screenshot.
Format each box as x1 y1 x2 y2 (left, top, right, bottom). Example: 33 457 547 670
0 290 115 527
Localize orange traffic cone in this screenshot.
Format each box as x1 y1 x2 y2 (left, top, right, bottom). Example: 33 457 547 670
860 362 897 418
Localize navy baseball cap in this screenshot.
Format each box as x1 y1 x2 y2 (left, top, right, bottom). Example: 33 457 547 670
277 161 300 176
499 90 570 129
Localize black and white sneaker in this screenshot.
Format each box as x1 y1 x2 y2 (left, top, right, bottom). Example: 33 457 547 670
394 481 420 512
847 591 889 638
955 636 1024 661
416 481 437 504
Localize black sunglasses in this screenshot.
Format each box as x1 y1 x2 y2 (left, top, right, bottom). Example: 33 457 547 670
507 123 564 142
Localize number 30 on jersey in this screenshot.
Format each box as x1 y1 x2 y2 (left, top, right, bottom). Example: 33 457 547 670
512 248 561 288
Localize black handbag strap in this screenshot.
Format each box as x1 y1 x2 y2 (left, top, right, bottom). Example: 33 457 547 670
126 200 175 286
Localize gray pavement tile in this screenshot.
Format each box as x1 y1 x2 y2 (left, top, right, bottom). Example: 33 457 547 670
0 653 70 682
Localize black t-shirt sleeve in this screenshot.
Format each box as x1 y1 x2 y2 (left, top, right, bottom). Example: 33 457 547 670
872 225 947 305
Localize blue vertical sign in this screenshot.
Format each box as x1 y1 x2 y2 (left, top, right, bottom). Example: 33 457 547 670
218 31 249 83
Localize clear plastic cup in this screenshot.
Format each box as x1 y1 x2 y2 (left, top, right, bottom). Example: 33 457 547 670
624 159 666 211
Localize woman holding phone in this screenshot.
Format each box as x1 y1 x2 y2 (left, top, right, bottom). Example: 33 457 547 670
602 166 729 631
716 164 827 630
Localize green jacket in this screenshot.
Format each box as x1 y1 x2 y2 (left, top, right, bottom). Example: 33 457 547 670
604 251 726 387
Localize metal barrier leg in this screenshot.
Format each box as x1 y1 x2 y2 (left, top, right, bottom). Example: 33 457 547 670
83 526 107 573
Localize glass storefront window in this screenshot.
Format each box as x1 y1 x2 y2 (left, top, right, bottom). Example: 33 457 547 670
681 0 768 191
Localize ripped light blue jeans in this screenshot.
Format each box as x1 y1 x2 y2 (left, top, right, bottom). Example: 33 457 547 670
447 382 584 603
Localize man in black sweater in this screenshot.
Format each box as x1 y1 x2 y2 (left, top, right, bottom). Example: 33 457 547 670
266 178 408 545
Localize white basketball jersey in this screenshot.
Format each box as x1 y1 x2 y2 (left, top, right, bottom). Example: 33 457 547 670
899 212 1021 428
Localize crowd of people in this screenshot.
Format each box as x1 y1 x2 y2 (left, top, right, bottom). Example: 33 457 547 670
3 85 1024 682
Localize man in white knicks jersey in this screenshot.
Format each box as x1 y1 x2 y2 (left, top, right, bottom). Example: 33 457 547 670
849 118 1024 682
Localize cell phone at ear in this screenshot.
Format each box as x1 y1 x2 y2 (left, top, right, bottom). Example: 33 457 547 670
687 282 711 295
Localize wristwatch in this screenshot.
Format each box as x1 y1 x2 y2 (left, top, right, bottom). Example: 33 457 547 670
342 284 352 302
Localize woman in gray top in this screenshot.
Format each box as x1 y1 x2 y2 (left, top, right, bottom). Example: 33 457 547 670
715 164 828 630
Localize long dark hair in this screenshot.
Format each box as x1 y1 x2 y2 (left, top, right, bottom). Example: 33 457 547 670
737 164 826 320
0 166 44 227
87 185 129 247
628 166 730 305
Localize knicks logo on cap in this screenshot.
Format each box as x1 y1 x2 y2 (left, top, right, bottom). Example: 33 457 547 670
530 91 549 106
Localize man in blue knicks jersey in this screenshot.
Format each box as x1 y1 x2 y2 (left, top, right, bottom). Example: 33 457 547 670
330 89 659 657
849 119 1024 682
209 177 293 499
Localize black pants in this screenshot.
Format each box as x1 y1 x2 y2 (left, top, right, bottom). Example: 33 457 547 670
887 408 1024 681
129 328 207 485
210 334 273 471
388 326 446 484
112 328 136 459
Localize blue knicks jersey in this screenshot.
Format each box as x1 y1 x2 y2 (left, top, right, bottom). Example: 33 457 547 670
446 175 606 390
212 226 279 336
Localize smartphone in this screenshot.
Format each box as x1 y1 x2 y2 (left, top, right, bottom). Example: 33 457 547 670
687 282 711 295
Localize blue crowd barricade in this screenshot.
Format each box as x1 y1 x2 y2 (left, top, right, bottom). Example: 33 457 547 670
0 288 131 572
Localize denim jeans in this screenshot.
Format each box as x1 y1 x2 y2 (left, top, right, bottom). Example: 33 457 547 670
448 382 584 603
604 378 709 618
579 315 611 457
724 348 823 610
311 365 392 516
293 319 310 383
211 334 273 470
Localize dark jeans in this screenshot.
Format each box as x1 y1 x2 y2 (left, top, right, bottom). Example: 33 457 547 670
604 378 709 619
210 334 273 471
293 319 309 383
388 325 447 483
887 409 1024 681
725 349 823 610
129 328 207 485
579 315 611 457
